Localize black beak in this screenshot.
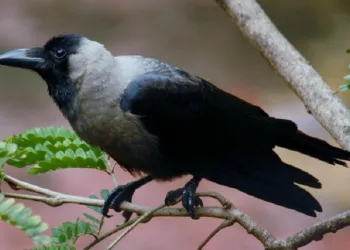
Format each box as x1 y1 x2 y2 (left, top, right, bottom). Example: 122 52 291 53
0 48 45 70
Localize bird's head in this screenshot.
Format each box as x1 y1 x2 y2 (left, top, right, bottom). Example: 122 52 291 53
0 33 115 118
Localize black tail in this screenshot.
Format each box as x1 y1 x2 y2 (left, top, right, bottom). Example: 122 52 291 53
203 151 323 217
277 131 350 167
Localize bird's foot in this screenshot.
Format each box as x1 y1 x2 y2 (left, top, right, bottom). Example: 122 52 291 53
101 184 135 222
165 188 203 207
165 176 203 219
101 175 153 223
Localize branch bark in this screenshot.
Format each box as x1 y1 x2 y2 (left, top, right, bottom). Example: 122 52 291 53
3 174 350 249
215 0 350 150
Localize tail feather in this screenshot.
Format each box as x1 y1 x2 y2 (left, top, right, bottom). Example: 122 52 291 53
203 151 323 216
277 131 350 167
204 171 322 217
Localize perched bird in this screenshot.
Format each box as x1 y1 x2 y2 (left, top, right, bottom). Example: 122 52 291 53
0 33 349 221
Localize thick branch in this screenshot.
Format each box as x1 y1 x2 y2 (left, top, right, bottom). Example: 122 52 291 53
215 0 350 150
284 211 350 249
3 174 350 249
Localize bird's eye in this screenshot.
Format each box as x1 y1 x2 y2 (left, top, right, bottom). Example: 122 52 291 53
54 49 67 59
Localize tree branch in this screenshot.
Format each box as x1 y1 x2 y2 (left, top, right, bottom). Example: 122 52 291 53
3 174 350 249
83 217 137 250
106 205 166 250
198 219 235 250
215 0 350 150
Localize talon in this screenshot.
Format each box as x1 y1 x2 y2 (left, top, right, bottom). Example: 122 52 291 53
101 185 129 217
101 185 135 222
195 196 204 207
165 188 183 206
122 210 133 223
101 176 153 223
182 187 200 219
165 176 203 220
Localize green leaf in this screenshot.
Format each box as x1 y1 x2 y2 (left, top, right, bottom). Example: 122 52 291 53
32 235 52 245
2 127 109 174
0 198 15 212
0 169 5 184
86 195 102 214
7 203 25 218
20 215 42 228
0 141 18 167
48 219 97 248
100 189 110 200
59 234 67 243
16 207 32 221
0 141 17 156
83 213 100 224
0 194 51 246
25 222 49 237
33 242 76 250
338 83 350 92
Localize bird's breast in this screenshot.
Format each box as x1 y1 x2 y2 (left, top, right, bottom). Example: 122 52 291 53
69 97 163 175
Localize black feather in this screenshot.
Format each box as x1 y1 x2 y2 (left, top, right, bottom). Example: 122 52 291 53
120 70 350 216
202 150 322 216
277 131 350 167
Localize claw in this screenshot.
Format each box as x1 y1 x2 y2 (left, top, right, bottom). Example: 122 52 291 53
164 176 203 219
101 175 153 223
101 185 134 221
182 186 200 219
165 188 183 206
195 196 204 207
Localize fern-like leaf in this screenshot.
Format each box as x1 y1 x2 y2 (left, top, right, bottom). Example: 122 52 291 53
86 189 111 215
32 242 76 250
0 141 18 167
33 219 98 250
3 127 109 174
0 193 51 246
52 219 97 245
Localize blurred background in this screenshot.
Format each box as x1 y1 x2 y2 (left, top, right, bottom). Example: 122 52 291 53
1 0 350 249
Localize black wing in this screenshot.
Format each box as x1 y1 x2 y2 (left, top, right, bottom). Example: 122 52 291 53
119 69 350 217
120 70 297 159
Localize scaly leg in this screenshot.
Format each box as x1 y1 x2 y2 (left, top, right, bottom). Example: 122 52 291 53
165 176 203 219
101 175 153 222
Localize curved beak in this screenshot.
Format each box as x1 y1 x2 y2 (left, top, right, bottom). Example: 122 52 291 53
0 48 45 70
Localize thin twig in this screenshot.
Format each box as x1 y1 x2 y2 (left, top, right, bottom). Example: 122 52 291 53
198 219 235 250
2 192 101 207
197 191 234 209
85 195 182 249
83 218 137 250
96 216 105 237
96 158 119 237
106 160 119 187
107 205 165 250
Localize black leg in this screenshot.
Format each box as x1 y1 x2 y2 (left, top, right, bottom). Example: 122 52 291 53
101 175 153 222
165 176 203 219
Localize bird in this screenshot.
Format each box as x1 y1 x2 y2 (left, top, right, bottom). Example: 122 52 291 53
0 33 349 221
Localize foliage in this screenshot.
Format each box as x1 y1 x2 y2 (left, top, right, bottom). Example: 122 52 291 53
86 189 110 215
0 141 18 167
2 127 109 175
33 219 99 250
0 193 51 246
337 49 350 92
0 126 114 249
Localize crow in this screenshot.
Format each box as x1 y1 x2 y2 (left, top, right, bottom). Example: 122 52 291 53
0 34 349 221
